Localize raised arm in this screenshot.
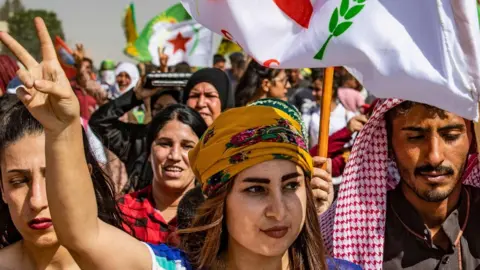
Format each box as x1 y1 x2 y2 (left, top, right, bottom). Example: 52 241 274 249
89 89 146 163
0 17 151 270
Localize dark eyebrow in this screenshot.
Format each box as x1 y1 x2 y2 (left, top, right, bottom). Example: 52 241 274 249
281 172 302 182
204 90 219 94
181 139 197 145
401 124 465 133
438 124 465 132
7 169 30 174
7 167 46 175
243 177 269 184
401 126 429 132
242 172 302 184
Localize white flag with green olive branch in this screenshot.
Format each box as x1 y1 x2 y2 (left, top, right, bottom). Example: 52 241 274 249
181 0 480 121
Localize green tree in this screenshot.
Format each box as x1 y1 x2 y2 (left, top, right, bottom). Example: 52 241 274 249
11 0 24 13
7 10 64 60
0 0 11 21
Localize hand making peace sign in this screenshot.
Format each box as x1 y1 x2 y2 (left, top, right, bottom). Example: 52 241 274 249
0 17 80 133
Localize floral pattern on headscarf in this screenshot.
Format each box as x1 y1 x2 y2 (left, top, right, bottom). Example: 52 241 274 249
189 98 313 197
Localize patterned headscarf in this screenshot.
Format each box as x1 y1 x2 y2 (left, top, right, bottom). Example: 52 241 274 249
189 98 313 197
320 99 480 269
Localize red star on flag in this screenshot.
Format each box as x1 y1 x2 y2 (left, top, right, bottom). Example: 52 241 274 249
168 33 192 54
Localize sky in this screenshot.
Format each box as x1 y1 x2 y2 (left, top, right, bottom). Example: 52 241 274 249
19 0 180 67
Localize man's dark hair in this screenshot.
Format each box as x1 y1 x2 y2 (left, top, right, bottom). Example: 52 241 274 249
232 59 246 71
229 52 244 65
385 101 449 150
213 54 226 65
75 57 93 69
174 62 192 73
386 101 448 124
310 68 324 82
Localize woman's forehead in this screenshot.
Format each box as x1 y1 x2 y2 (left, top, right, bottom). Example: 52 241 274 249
117 71 131 78
155 120 198 140
235 160 303 181
1 134 46 171
192 82 217 93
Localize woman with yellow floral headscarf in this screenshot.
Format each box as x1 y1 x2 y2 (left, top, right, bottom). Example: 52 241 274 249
180 98 361 269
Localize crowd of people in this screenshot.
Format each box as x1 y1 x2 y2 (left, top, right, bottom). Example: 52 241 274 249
0 16 478 270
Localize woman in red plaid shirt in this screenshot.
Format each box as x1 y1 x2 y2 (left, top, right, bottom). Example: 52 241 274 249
118 104 208 245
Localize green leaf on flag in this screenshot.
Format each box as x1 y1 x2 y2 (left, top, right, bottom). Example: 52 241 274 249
344 5 364 20
333 21 353 36
329 8 339 33
340 0 349 16
314 0 366 61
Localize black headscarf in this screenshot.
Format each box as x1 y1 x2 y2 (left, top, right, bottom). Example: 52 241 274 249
182 68 234 111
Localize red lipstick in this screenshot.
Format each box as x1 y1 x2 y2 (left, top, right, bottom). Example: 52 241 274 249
28 218 52 230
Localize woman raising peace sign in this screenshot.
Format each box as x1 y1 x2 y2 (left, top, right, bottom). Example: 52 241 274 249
0 17 357 270
0 18 182 270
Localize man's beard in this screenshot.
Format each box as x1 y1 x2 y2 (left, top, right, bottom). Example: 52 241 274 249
402 179 457 202
397 160 463 203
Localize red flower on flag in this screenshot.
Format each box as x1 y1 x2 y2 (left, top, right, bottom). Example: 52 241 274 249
273 0 313 29
168 33 192 54
263 59 280 68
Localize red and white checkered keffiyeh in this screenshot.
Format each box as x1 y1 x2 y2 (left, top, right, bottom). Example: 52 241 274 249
320 99 480 269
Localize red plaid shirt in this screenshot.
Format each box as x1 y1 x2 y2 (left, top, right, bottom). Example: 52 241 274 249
118 185 178 245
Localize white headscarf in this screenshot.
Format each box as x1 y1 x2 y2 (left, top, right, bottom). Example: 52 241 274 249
112 62 139 98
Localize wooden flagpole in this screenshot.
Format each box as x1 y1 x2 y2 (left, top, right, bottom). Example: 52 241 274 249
317 67 335 169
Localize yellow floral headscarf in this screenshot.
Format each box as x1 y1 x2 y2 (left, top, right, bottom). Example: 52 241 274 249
189 99 313 197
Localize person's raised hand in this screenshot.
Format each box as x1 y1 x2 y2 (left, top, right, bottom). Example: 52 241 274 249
0 17 80 134
158 47 169 73
311 156 334 215
133 75 163 101
158 47 169 68
73 43 85 64
347 114 368 133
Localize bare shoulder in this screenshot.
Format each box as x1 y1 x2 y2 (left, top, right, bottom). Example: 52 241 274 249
0 242 25 270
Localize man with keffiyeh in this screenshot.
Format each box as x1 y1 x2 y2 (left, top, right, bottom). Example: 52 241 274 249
321 99 480 270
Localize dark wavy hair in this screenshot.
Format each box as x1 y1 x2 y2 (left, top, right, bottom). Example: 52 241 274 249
235 60 283 107
146 103 208 156
179 178 327 269
0 95 124 248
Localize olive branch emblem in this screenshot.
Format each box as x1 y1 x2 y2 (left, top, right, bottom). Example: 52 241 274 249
314 0 366 60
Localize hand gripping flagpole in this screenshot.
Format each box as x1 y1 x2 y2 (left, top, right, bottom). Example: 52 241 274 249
317 67 335 169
